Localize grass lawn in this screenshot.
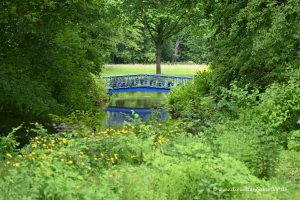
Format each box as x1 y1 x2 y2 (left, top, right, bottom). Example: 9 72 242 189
102 63 208 76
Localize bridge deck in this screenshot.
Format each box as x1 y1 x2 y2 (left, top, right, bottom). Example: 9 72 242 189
101 74 192 94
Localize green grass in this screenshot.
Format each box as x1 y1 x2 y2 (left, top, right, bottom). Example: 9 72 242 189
102 63 208 76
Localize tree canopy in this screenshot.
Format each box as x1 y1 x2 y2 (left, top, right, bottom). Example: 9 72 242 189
123 0 201 74
202 0 300 89
0 0 121 133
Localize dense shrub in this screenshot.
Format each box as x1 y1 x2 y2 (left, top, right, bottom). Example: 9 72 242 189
209 119 281 179
0 1 113 135
276 150 300 184
0 123 279 200
203 0 300 89
256 81 300 147
168 70 218 133
169 69 300 179
208 79 299 179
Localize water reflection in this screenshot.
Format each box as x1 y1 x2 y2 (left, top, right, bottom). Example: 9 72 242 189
106 107 167 126
106 92 168 126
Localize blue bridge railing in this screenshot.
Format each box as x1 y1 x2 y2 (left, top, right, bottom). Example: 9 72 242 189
101 74 193 94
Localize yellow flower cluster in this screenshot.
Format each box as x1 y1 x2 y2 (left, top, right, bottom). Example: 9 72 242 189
120 129 128 134
156 136 167 144
5 153 12 158
30 136 69 151
107 154 119 164
3 125 142 170
5 153 22 167
97 127 130 137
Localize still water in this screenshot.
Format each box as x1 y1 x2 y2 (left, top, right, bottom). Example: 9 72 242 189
106 92 168 126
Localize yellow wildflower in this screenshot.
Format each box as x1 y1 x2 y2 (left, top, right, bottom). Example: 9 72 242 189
5 153 12 158
108 157 115 164
62 138 67 144
157 136 166 144
34 136 41 141
114 154 119 159
15 163 20 167
67 160 73 165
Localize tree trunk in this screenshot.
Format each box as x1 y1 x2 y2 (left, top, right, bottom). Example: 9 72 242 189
155 42 162 74
172 39 180 63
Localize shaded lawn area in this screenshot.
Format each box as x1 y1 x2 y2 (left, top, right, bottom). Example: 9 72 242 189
102 64 208 76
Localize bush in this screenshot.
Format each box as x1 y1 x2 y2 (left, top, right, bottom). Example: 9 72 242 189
168 70 218 133
210 119 281 179
276 150 300 184
111 135 273 200
0 123 278 200
0 1 112 135
198 79 300 179
288 130 300 152
256 81 300 148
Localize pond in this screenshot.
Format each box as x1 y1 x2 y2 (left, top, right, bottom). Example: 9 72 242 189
105 92 169 126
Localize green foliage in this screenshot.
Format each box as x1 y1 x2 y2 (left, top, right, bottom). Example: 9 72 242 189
49 110 106 132
168 70 217 133
203 0 300 89
122 0 202 73
0 0 299 199
177 22 212 64
0 0 113 134
169 71 300 179
208 80 299 179
111 23 157 64
211 119 281 179
276 150 300 184
116 139 268 200
288 130 300 151
123 0 200 44
0 126 20 157
0 124 276 200
255 80 300 148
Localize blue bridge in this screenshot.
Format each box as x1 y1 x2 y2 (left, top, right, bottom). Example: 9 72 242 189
102 74 193 94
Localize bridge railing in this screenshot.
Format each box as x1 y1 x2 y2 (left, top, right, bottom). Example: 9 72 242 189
101 74 193 90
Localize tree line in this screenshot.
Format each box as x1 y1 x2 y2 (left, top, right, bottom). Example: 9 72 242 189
1 0 299 135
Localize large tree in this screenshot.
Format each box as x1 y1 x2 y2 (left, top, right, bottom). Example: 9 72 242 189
202 0 300 89
0 0 121 134
124 0 200 74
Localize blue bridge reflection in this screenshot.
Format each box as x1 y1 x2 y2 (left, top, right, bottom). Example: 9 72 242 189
102 74 192 94
106 107 167 126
